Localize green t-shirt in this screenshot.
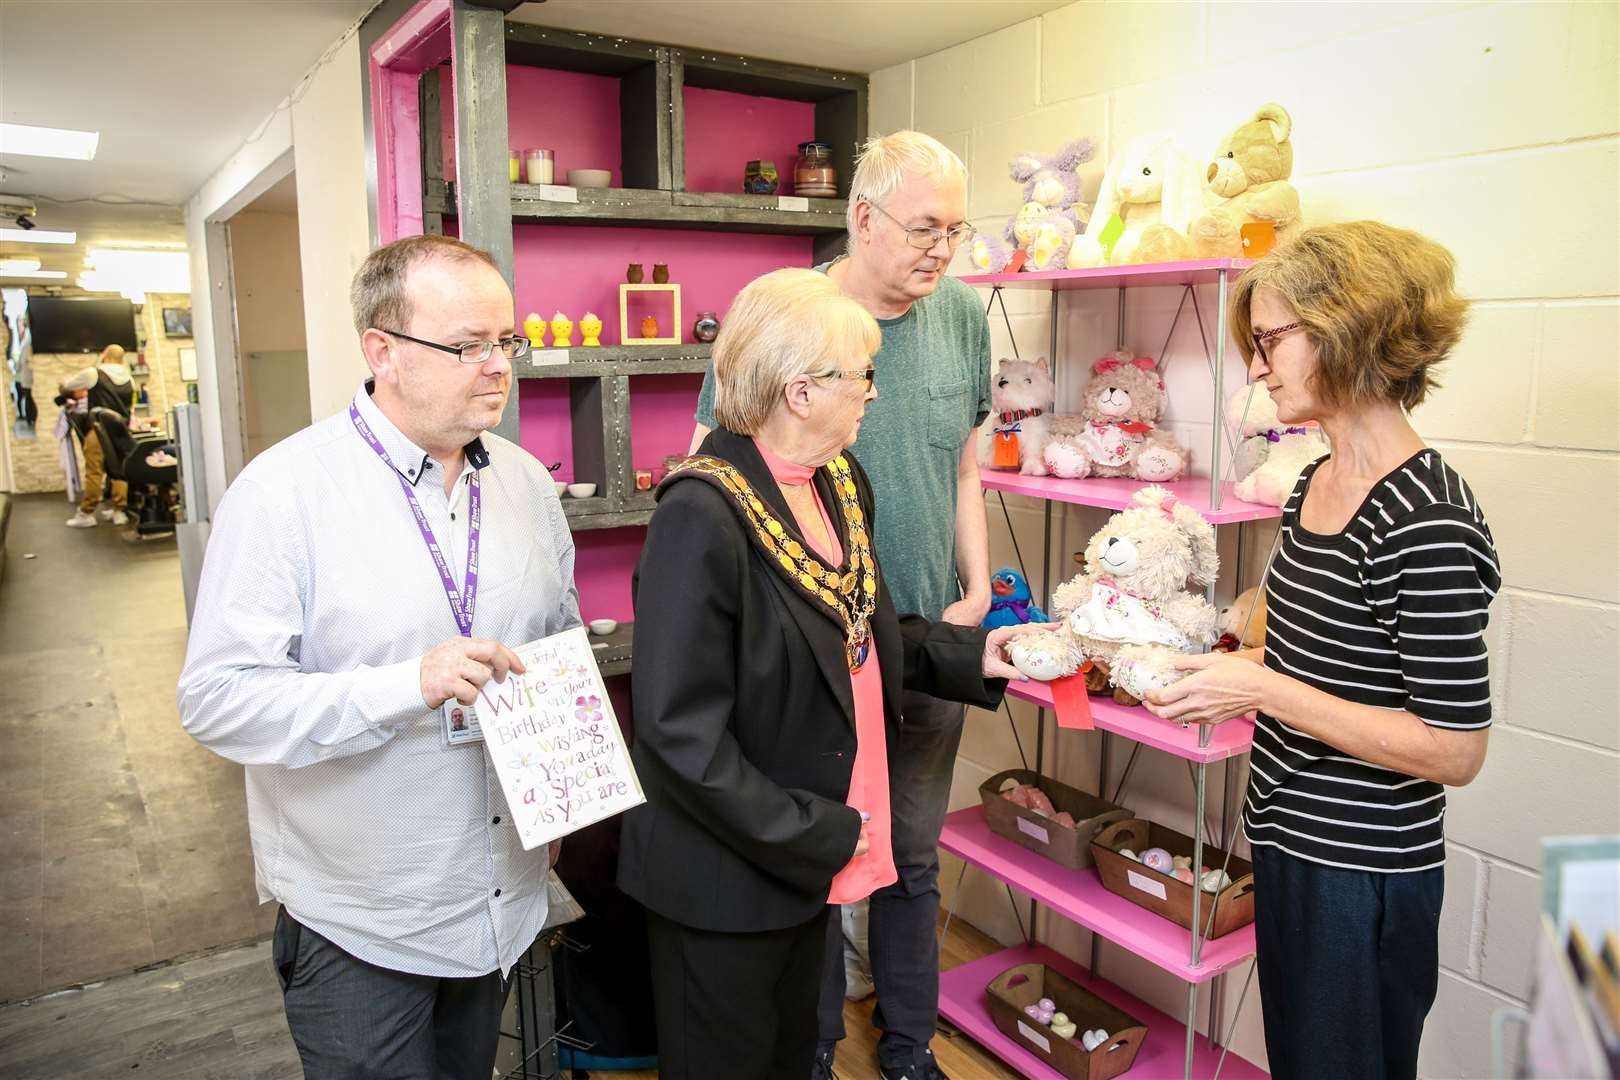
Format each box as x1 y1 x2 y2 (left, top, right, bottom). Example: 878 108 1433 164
695 260 992 620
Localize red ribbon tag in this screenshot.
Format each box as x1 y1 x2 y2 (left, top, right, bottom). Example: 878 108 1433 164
992 430 1022 469
1117 420 1153 435
1051 673 1094 730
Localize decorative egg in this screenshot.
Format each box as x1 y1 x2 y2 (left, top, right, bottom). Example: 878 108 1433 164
1201 868 1232 893
1051 1019 1077 1040
1036 1009 1055 1025
1082 1028 1110 1052
1023 1004 1042 1020
1173 867 1195 884
1141 847 1175 873
1051 1012 1069 1027
1037 998 1055 1012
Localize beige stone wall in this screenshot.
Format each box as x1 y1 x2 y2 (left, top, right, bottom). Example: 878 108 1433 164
0 291 192 494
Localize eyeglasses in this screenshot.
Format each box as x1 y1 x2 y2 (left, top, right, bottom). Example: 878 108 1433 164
382 329 530 365
813 366 876 390
865 201 975 250
1251 322 1303 362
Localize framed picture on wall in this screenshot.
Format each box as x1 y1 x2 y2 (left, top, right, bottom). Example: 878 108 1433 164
179 346 197 382
163 306 193 337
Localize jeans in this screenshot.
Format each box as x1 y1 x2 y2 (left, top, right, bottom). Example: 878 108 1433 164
272 907 511 1080
1251 844 1444 1080
819 690 965 1066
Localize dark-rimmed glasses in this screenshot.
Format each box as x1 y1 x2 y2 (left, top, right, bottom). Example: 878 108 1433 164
866 201 975 251
382 329 530 365
1252 322 1303 361
813 366 877 391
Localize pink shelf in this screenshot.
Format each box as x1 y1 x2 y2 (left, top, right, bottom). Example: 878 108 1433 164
981 473 1281 525
957 258 1253 291
940 943 1267 1080
940 807 1254 983
1004 681 1255 764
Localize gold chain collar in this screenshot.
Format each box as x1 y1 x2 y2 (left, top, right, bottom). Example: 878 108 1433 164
670 453 879 671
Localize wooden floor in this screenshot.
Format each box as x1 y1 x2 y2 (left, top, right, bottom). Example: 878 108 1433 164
0 916 1020 1080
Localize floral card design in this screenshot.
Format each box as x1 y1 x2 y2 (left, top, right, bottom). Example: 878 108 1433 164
478 626 644 850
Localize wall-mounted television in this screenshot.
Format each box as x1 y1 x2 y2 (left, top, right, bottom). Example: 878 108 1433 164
162 306 193 337
25 297 139 354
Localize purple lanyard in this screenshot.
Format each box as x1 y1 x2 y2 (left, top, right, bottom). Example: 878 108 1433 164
350 403 480 637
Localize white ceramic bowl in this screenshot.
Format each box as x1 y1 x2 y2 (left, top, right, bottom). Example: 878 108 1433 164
567 168 611 188
553 481 567 497
588 618 618 636
566 482 597 498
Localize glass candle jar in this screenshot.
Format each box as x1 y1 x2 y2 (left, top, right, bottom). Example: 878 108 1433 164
508 150 520 183
743 160 779 195
794 141 837 197
524 148 554 185
692 311 720 343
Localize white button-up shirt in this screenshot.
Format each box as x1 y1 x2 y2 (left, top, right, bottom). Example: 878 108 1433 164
179 384 580 977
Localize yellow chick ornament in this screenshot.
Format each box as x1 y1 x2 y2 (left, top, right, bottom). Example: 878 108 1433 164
522 312 547 347
580 312 603 347
549 311 574 348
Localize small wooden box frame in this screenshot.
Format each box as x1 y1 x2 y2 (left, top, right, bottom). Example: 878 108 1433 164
619 283 682 345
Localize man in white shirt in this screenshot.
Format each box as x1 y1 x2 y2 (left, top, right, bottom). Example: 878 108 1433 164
179 234 580 1079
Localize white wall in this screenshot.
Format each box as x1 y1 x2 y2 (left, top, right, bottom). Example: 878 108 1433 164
229 210 312 460
872 3 1620 1077
184 31 372 514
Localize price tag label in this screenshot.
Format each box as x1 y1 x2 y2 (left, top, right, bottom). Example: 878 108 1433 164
1016 817 1050 845
776 196 810 212
1127 868 1168 900
530 348 570 366
1017 1021 1051 1053
532 184 579 204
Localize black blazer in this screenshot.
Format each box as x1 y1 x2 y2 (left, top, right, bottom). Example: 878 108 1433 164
617 429 1006 933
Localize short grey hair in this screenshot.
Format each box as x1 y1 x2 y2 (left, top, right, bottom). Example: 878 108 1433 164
350 234 499 337
846 130 968 236
712 268 880 435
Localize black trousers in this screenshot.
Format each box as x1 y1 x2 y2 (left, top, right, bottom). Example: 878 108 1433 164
13 382 36 425
646 905 831 1080
1251 843 1444 1080
271 907 511 1080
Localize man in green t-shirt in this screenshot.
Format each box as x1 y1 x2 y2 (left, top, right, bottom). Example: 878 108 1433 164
692 131 991 1080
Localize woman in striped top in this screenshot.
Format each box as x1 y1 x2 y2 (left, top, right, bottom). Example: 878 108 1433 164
1144 222 1500 1080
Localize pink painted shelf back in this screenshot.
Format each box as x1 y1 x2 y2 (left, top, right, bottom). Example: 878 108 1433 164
682 86 815 194
940 807 1256 983
939 944 1268 1079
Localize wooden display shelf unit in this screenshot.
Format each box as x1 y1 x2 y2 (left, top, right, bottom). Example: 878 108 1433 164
518 343 713 380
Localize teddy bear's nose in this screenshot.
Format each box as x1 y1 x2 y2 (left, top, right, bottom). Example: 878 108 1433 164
1106 537 1119 548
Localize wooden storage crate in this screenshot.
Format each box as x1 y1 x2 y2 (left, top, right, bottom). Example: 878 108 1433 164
985 962 1146 1080
980 769 1132 871
1090 818 1256 939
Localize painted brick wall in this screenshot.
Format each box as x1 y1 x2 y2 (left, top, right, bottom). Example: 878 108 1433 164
871 3 1619 1076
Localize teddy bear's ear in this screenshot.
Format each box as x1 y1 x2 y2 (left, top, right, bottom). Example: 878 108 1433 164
1055 138 1096 172
1035 356 1050 373
1254 103 1292 145
1175 506 1220 586
1009 153 1042 182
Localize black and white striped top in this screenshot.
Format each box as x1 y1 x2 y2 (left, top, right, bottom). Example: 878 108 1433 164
1243 449 1501 873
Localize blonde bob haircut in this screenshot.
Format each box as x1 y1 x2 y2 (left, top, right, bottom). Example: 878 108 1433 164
1229 220 1468 411
847 130 968 236
712 268 881 436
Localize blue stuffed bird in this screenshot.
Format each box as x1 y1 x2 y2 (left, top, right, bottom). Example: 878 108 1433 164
982 567 1048 628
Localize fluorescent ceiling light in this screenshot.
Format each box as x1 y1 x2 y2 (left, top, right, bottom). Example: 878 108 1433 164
0 257 42 272
0 228 75 244
0 122 100 161
0 269 68 280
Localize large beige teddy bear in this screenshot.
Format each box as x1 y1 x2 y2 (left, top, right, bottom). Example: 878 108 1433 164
1067 133 1203 267
1189 104 1302 259
1009 486 1221 705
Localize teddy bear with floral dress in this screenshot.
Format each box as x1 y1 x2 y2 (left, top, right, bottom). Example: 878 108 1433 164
1042 352 1188 481
1008 486 1221 705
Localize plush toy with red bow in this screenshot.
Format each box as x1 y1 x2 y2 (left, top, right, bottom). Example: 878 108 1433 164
1043 352 1188 481
1006 485 1221 706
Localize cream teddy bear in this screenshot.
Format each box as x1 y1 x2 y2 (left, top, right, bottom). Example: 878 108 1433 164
1043 352 1187 481
1225 385 1329 507
1189 104 1302 260
1067 133 1203 267
1009 486 1221 705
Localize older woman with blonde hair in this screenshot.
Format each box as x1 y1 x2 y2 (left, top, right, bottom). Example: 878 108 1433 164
618 267 1036 1080
1144 221 1501 1080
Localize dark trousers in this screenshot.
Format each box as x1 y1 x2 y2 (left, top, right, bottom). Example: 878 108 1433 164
646 905 831 1080
271 907 511 1080
1251 844 1444 1080
819 691 965 1067
14 383 36 425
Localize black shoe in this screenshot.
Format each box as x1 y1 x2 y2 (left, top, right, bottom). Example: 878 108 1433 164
878 1048 950 1080
810 1044 838 1080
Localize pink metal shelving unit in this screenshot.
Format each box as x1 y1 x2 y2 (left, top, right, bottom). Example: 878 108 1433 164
949 259 1276 1079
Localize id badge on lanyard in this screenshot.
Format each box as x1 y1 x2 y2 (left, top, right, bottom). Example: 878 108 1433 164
351 403 486 746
